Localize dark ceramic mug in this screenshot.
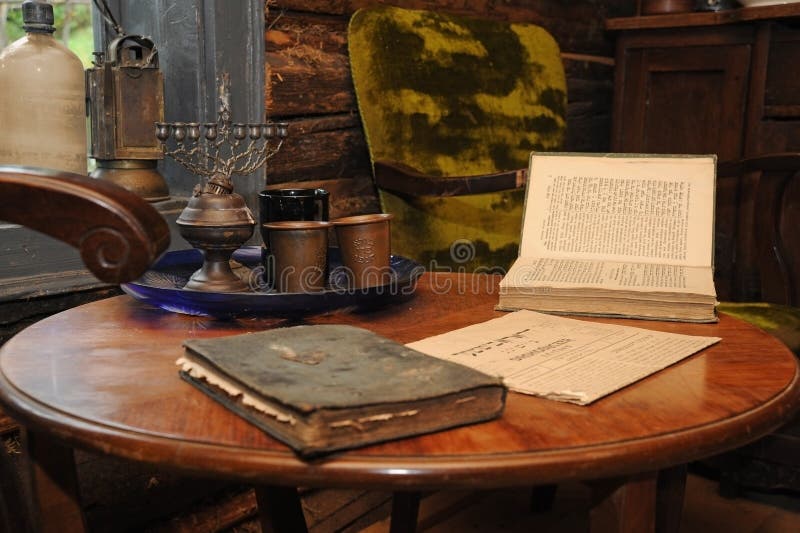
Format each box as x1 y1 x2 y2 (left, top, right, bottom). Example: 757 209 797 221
259 188 329 226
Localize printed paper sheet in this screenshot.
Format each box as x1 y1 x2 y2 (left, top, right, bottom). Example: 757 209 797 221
407 310 720 405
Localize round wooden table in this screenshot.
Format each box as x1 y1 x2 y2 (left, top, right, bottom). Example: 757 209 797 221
1 273 799 532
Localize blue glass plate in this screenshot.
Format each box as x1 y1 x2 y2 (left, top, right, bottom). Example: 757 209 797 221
121 247 424 318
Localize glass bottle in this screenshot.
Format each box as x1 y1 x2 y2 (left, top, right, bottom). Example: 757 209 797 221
0 1 87 175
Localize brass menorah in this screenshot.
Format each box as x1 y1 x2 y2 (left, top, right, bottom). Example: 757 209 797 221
155 73 289 292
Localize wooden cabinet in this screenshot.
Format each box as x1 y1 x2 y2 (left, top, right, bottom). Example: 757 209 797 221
609 6 800 302
610 7 800 495
608 5 800 159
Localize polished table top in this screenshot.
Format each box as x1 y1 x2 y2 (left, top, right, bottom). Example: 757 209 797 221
1 273 799 491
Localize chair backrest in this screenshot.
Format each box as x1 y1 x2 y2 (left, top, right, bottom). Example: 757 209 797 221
349 5 567 178
716 154 800 305
348 6 567 270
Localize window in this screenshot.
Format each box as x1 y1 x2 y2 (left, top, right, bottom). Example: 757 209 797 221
0 0 93 62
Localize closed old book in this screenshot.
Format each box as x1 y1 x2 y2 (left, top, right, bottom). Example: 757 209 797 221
177 325 506 458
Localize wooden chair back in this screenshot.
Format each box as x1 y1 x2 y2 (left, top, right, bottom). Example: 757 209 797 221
0 166 171 532
716 154 800 305
0 165 170 283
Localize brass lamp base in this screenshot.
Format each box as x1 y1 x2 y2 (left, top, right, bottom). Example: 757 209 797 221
91 159 170 202
176 192 255 292
180 240 252 292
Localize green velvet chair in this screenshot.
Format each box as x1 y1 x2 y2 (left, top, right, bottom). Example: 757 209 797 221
712 154 800 494
348 8 565 524
348 5 566 271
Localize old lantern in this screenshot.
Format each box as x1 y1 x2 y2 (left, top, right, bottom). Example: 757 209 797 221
86 34 168 201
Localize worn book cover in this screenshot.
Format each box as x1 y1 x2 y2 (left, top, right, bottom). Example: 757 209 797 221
177 325 506 458
498 152 718 323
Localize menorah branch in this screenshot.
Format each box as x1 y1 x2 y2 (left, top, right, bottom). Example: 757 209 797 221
154 76 288 196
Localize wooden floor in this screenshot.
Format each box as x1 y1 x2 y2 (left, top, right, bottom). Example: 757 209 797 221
7 435 800 532
29 447 796 532
356 474 800 533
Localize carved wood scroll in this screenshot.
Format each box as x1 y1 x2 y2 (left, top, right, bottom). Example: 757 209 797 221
0 165 170 283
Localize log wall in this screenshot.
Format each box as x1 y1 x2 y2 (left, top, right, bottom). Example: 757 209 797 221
264 0 635 217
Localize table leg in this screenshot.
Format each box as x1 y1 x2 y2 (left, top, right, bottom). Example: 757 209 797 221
590 472 657 533
255 485 308 533
390 491 422 533
23 429 86 533
530 484 558 513
656 464 687 533
0 437 33 533
589 466 688 533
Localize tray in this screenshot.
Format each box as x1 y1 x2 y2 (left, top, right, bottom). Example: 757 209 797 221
121 247 424 318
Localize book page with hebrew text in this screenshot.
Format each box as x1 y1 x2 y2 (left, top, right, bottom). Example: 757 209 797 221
519 154 715 267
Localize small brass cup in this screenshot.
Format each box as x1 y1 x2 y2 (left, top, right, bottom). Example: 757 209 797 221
258 188 330 287
263 220 331 293
332 213 393 289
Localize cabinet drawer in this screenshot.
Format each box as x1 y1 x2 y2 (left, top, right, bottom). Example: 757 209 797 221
614 44 750 160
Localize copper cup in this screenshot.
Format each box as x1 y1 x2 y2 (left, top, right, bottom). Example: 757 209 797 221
332 213 393 289
258 188 330 287
263 221 331 293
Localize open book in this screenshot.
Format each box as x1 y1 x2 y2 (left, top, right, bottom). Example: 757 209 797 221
498 153 718 322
